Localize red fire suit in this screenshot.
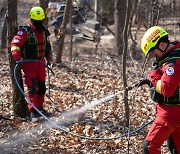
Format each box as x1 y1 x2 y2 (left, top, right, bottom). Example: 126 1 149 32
11 21 52 112
145 43 180 153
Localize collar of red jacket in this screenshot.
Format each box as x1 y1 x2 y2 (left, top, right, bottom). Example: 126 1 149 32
28 21 36 30
168 42 180 53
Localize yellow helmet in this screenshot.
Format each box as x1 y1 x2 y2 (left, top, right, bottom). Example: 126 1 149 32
141 26 168 55
30 6 45 20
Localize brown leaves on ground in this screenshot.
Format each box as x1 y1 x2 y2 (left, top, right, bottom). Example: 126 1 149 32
0 52 169 153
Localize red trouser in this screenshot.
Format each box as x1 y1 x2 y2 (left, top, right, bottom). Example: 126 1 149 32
22 62 46 112
145 116 180 153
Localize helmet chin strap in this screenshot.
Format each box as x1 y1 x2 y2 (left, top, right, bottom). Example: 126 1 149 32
156 40 170 56
154 40 170 61
155 54 158 61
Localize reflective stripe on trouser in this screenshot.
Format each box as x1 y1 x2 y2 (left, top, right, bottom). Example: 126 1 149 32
143 116 180 153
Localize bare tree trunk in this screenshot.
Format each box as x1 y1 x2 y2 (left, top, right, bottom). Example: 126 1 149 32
39 0 49 27
56 0 71 63
128 0 140 59
7 0 29 118
114 0 126 55
94 0 98 20
0 0 7 53
1 15 7 53
114 0 131 126
69 2 73 61
122 0 131 127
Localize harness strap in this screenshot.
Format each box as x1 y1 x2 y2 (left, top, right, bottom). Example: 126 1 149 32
20 25 47 59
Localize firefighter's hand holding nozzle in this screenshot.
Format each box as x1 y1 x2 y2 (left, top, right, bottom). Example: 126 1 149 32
136 78 152 87
15 59 23 65
47 61 51 67
125 78 152 91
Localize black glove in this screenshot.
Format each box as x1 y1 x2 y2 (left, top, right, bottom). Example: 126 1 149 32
125 78 152 91
135 78 152 87
16 60 22 65
47 61 55 75
47 61 51 66
47 61 53 69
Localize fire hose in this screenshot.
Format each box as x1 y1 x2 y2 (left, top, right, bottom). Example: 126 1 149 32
13 60 154 140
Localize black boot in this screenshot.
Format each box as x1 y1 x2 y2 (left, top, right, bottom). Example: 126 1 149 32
39 107 52 117
31 110 40 122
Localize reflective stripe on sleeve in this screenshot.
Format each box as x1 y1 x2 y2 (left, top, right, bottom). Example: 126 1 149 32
156 80 162 94
11 46 20 51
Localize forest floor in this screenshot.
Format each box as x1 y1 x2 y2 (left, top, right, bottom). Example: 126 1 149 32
0 48 170 154
0 0 174 154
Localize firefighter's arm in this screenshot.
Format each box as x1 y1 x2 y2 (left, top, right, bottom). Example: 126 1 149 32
11 29 28 61
45 36 52 63
159 64 179 97
149 63 179 98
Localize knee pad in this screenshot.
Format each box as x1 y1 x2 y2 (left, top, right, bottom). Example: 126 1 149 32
38 81 46 95
28 78 37 95
143 140 150 154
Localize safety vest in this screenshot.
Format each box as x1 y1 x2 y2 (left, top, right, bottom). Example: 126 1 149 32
19 25 50 59
151 48 180 105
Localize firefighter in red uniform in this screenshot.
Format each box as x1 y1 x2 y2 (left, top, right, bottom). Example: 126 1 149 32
141 26 180 153
11 6 52 122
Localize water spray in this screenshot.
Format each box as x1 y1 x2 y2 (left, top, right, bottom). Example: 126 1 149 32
0 60 154 150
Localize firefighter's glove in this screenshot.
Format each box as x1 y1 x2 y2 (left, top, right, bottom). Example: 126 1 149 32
16 60 22 65
47 61 53 70
126 78 152 91
136 78 152 87
47 61 52 67
47 61 55 76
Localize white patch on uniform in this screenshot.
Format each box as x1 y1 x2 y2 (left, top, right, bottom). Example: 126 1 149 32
13 38 19 43
166 67 174 76
17 31 23 35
